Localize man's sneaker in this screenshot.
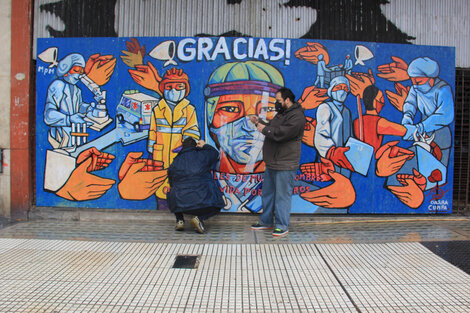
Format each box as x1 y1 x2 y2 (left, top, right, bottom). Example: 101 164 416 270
251 222 273 230
175 220 185 231
191 216 205 234
272 228 289 237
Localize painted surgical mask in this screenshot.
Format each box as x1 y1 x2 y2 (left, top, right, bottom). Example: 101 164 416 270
64 73 81 85
210 116 264 165
332 89 348 103
413 82 433 94
164 88 185 103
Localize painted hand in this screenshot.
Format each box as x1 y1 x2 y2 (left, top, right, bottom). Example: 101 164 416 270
301 116 317 148
397 168 427 191
120 38 145 67
327 146 354 172
76 147 115 172
56 157 115 201
375 141 415 177
298 85 328 110
300 170 356 208
118 152 167 200
385 82 410 112
346 69 375 98
388 169 425 208
128 61 162 94
299 157 334 182
85 53 117 86
377 56 409 82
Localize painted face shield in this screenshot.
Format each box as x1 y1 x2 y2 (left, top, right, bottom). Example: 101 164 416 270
209 94 276 165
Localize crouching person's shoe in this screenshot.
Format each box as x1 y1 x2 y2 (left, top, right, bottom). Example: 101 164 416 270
175 220 185 231
191 216 205 234
272 228 289 237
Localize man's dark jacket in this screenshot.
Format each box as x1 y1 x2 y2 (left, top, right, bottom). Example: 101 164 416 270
167 144 225 213
261 102 306 170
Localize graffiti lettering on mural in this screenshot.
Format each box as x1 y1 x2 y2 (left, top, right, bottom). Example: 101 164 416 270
176 38 292 65
36 36 455 214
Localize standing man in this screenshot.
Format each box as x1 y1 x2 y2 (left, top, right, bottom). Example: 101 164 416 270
250 88 306 237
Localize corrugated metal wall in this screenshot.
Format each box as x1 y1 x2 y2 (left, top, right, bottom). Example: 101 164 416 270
382 0 470 70
114 0 316 39
34 0 470 67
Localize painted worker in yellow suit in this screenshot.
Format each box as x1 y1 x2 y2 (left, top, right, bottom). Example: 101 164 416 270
129 65 200 203
148 68 200 199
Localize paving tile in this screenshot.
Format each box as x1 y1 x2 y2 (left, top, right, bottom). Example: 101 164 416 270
0 218 469 311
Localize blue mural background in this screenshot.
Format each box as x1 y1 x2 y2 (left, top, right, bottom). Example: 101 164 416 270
36 36 455 214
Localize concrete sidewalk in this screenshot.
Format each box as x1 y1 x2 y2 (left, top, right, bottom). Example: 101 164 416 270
0 212 469 312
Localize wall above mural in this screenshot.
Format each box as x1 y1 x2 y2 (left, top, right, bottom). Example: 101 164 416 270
36 36 455 214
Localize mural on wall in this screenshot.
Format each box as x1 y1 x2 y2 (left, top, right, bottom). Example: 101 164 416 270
36 36 455 214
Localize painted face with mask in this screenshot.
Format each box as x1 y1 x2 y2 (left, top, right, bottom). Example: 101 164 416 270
411 77 434 94
57 53 86 85
63 65 84 85
331 83 349 102
163 82 186 103
327 76 350 104
209 93 277 172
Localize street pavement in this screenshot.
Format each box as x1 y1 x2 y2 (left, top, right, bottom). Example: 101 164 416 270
0 211 469 312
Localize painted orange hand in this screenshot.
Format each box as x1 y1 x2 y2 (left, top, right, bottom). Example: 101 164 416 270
397 168 426 191
76 147 115 172
388 174 424 209
299 158 334 182
301 116 316 148
375 141 415 177
300 170 356 208
385 82 410 112
118 151 142 180
128 61 162 94
346 69 375 98
85 54 117 86
298 85 328 110
118 152 167 200
377 56 409 82
56 157 115 201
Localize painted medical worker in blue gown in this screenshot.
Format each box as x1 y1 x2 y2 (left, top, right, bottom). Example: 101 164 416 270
44 53 92 148
314 76 354 178
314 54 331 89
402 57 454 166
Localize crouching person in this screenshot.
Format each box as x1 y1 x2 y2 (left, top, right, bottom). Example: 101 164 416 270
167 137 225 234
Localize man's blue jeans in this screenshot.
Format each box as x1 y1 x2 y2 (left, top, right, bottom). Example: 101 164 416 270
259 168 296 231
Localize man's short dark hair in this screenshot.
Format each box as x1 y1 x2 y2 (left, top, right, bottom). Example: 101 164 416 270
182 137 197 148
363 85 380 111
277 87 295 103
